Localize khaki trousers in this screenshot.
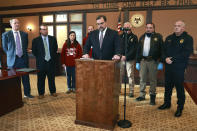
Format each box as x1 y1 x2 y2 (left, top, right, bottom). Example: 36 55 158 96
139 59 158 97
120 60 135 93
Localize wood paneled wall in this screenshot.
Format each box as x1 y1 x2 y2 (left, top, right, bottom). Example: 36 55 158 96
153 9 197 51
0 0 197 52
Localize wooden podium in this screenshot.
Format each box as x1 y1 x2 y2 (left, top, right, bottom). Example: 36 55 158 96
75 59 120 130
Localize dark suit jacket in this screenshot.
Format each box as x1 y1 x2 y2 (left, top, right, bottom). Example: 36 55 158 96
32 35 58 70
2 30 29 67
83 28 121 60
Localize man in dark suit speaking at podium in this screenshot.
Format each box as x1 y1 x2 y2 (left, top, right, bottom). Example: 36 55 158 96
82 15 121 60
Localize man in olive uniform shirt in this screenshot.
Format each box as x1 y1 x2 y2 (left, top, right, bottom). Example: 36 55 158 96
135 23 163 105
158 20 193 117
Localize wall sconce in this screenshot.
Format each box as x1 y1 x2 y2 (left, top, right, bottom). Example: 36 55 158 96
27 25 32 31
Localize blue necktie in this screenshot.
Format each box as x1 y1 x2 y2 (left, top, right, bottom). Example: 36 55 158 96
43 37 50 61
15 32 23 57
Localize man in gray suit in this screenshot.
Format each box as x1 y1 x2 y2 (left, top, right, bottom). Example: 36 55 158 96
2 18 34 98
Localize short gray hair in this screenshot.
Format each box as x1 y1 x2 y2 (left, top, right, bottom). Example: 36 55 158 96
9 18 18 24
123 22 132 28
176 20 186 27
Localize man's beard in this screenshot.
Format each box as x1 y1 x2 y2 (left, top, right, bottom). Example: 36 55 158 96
99 27 104 31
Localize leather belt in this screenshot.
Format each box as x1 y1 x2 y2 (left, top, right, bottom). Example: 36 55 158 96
16 55 24 58
142 56 153 61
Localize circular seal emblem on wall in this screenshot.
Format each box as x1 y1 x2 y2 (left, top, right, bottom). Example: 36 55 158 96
130 14 144 28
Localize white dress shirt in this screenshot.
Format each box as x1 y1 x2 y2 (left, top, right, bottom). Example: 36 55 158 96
143 35 151 56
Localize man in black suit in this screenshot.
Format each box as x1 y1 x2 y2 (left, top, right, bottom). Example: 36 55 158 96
83 15 121 60
32 24 58 99
2 18 34 98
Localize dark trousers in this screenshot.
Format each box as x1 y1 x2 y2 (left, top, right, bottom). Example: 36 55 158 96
37 60 56 95
13 56 31 96
66 66 76 90
164 68 185 109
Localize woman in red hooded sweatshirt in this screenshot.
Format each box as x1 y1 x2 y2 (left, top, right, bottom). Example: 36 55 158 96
61 31 82 94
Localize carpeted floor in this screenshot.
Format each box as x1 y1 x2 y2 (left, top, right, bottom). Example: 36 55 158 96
0 74 197 131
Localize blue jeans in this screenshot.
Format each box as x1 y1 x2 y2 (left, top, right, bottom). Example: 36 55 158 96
66 66 75 90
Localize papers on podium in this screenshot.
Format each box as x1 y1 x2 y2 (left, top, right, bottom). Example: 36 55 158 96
80 58 94 60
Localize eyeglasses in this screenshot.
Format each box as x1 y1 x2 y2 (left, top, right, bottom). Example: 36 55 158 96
96 22 104 26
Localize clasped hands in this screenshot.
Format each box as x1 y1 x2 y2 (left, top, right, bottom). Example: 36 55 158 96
166 57 173 64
